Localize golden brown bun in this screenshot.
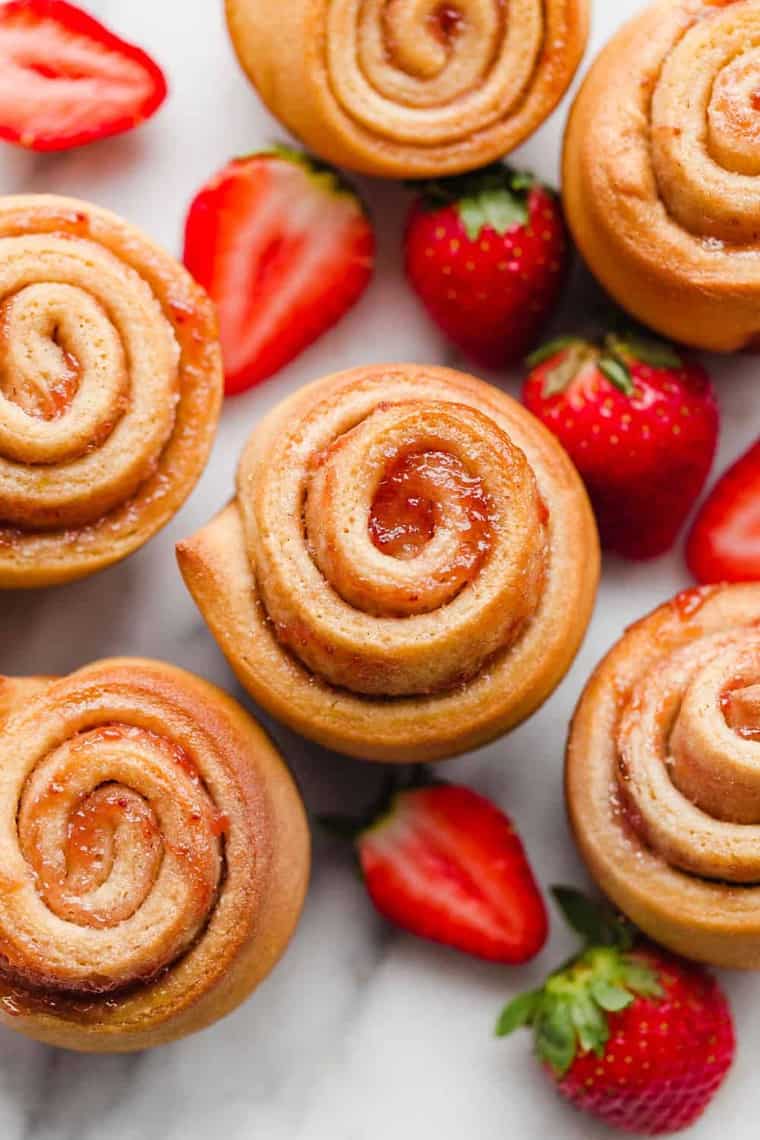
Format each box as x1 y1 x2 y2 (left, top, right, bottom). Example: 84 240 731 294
567 585 760 970
0 195 223 587
564 0 760 352
225 0 589 178
178 364 599 763
0 658 310 1052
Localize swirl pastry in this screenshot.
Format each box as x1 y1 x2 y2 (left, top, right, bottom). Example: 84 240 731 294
0 658 309 1052
564 0 760 352
178 365 599 763
225 0 590 178
0 194 223 588
567 584 760 970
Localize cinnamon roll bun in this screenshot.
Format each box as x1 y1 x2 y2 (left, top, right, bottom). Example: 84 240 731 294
567 585 760 969
0 195 223 587
564 0 760 352
225 0 589 178
178 364 599 763
0 658 309 1051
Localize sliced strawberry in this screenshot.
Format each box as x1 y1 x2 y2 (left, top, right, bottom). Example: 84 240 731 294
686 438 760 583
0 0 167 150
183 147 375 395
352 782 547 964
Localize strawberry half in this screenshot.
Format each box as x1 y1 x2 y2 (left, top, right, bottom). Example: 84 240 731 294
183 147 375 395
405 164 568 369
329 779 548 964
0 0 167 151
498 889 735 1136
687 438 760 583
523 333 719 559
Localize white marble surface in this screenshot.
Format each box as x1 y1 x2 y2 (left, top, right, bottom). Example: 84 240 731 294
0 2 758 1137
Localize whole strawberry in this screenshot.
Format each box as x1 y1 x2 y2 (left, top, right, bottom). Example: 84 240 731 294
405 164 568 368
326 778 547 965
523 334 719 559
497 889 735 1136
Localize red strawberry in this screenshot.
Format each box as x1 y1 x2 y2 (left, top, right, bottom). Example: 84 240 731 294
183 147 375 395
686 438 760 583
497 889 735 1136
523 333 719 559
405 164 568 369
331 780 547 964
0 0 167 151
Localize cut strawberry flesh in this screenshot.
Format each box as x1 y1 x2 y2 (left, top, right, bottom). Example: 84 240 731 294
360 786 547 964
184 154 374 394
707 493 760 575
0 1 167 150
688 440 760 582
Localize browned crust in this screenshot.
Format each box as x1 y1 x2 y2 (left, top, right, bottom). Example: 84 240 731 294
0 658 310 1051
0 195 223 588
225 0 590 178
566 585 760 970
563 0 760 351
178 364 599 763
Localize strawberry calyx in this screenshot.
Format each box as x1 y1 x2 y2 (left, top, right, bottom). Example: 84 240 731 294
527 332 683 400
527 337 598 398
413 163 540 240
250 143 366 204
496 888 661 1076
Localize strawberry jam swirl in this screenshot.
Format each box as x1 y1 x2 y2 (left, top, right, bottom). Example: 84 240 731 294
565 587 760 967
0 689 229 1003
0 195 222 588
180 362 599 763
243 388 550 699
616 621 760 882
564 1 760 356
0 214 181 531
0 660 310 1047
369 449 493 584
325 0 581 152
648 1 760 245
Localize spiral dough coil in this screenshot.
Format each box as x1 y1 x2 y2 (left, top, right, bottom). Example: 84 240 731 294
0 195 223 587
225 0 589 178
567 584 760 970
564 0 760 352
0 659 310 1052
178 365 599 763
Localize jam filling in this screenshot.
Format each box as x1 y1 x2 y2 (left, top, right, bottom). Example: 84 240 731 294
36 350 81 420
63 787 156 887
369 449 492 572
1 345 81 421
721 684 760 741
430 3 464 43
25 724 228 894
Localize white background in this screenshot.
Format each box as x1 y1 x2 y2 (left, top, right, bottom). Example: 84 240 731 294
0 2 758 1138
